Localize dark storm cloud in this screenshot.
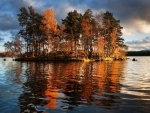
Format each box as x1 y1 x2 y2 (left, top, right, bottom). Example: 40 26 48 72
107 0 150 23
57 0 150 34
0 0 45 31
0 0 150 33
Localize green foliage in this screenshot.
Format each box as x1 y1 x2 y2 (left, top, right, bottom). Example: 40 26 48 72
18 6 42 57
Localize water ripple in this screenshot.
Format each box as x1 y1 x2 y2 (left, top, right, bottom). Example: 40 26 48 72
0 57 150 112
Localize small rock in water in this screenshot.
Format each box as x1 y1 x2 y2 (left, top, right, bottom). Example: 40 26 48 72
132 58 137 61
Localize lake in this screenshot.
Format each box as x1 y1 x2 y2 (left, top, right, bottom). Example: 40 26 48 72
0 57 150 113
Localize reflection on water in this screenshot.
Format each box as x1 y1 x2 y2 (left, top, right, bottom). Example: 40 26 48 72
0 57 150 113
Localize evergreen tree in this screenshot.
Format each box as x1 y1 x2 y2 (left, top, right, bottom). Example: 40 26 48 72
62 10 82 57
18 6 42 57
102 11 124 57
81 9 99 58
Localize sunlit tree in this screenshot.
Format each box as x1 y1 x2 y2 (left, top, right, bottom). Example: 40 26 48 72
102 11 125 58
40 8 59 56
81 9 101 58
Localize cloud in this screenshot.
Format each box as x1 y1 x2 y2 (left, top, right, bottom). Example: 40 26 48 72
23 0 46 12
0 0 150 51
53 0 150 35
122 27 135 36
0 31 12 44
54 2 88 24
126 36 150 51
0 37 4 42
1 0 150 33
134 20 150 34
0 14 20 31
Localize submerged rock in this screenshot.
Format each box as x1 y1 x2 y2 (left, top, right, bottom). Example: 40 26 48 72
132 58 137 61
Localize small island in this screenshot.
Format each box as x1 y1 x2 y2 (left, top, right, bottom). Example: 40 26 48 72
3 6 128 61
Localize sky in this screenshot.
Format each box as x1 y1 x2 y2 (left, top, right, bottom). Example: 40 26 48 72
0 0 150 52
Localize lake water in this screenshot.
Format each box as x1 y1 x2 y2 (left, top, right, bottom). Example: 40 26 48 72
0 57 150 113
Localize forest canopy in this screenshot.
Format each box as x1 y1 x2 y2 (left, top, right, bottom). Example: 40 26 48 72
4 6 128 60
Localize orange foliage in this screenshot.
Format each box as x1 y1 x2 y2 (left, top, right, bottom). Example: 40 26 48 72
81 18 92 37
110 29 117 46
93 35 105 56
40 8 59 35
110 29 119 57
97 35 105 55
40 8 60 52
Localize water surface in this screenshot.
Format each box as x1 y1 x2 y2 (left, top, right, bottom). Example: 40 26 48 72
0 57 150 113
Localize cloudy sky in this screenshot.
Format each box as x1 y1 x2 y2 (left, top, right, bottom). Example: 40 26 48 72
0 0 150 51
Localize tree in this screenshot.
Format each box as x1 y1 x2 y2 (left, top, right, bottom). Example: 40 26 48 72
4 41 14 53
93 35 105 58
16 7 127 60
81 18 92 58
18 6 42 57
40 8 59 56
81 9 97 58
62 10 82 57
4 37 23 57
18 7 29 56
28 6 43 57
13 37 23 56
102 11 124 57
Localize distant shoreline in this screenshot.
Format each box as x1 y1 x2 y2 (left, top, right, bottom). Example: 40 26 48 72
127 51 150 56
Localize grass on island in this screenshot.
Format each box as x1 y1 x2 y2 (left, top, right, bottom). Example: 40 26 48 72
83 58 91 62
103 57 113 61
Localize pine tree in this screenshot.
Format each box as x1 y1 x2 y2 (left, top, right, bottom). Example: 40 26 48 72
62 10 82 57
102 11 125 58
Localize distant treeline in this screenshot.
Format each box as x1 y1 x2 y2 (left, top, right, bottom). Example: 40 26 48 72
127 51 150 56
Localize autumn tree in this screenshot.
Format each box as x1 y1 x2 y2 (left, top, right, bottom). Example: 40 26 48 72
93 35 105 58
93 12 105 57
81 18 92 58
81 9 100 58
40 8 59 56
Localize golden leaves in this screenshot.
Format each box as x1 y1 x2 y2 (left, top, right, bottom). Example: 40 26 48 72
40 8 59 35
81 18 92 37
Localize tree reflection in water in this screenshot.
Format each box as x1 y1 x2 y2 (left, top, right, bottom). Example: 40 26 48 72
17 61 125 112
